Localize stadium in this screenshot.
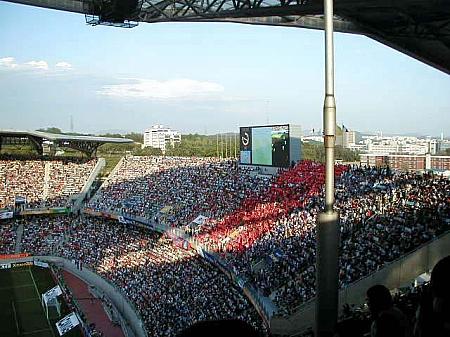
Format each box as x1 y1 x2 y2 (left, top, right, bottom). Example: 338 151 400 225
1 127 449 337
1 0 450 337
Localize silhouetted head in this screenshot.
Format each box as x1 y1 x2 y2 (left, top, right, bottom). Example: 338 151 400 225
366 284 393 316
430 255 450 313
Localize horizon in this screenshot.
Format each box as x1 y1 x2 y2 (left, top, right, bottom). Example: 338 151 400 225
4 126 449 140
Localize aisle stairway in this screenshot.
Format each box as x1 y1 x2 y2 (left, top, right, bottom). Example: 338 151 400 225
15 223 24 253
43 162 51 202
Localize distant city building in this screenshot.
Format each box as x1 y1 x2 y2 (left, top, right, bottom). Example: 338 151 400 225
350 135 442 155
343 130 359 147
303 128 447 158
334 128 362 149
143 125 181 152
439 139 450 152
360 153 450 172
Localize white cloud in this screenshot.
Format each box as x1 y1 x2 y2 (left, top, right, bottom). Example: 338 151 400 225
98 78 224 100
24 60 49 70
0 57 19 69
55 61 73 70
0 57 72 72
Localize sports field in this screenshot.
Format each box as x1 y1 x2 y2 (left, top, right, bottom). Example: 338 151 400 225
0 264 82 337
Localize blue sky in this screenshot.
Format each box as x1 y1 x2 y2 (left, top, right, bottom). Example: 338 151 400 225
0 2 449 136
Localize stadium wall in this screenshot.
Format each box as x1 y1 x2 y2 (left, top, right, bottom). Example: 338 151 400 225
0 255 147 337
270 230 450 335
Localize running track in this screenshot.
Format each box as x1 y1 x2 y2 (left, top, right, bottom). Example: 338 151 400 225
62 270 125 337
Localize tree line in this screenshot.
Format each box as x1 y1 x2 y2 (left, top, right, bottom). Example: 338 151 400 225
34 127 360 162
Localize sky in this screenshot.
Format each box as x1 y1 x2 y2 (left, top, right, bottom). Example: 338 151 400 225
0 2 449 136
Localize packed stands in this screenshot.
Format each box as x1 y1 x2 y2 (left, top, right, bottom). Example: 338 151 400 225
219 167 450 313
86 156 449 314
196 161 346 252
46 160 97 207
55 217 266 336
0 156 97 209
1 155 449 335
20 215 75 255
0 158 45 208
88 156 270 225
0 222 17 254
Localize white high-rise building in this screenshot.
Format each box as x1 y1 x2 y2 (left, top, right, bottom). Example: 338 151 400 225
143 125 181 152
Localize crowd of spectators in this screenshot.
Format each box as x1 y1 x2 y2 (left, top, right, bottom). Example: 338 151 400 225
0 221 17 254
0 156 96 209
19 215 76 255
84 156 450 314
0 158 45 208
54 217 266 336
46 159 97 207
88 156 270 225
1 155 449 331
336 256 450 337
218 167 449 314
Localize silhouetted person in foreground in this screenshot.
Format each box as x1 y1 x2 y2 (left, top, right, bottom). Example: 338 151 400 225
414 255 450 337
177 319 261 337
366 284 410 337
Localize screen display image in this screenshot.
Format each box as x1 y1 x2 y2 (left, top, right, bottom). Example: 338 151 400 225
271 125 289 167
239 125 290 167
252 127 273 165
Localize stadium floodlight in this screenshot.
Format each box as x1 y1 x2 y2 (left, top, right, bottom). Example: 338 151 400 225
316 0 340 336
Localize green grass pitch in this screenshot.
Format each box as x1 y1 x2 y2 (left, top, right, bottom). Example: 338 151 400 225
0 265 82 337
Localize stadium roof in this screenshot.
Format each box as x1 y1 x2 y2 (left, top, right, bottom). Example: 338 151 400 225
0 129 133 143
3 0 450 75
0 129 133 156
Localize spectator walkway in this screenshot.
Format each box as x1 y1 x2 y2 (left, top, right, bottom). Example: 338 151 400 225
15 223 24 253
62 270 125 337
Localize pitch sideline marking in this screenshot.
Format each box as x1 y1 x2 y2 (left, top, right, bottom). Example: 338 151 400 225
16 297 42 304
29 268 56 337
11 300 20 335
0 283 36 291
23 327 53 335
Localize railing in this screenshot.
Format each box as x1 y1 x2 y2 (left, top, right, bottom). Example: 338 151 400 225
87 156 124 206
80 208 276 328
48 263 93 337
294 228 450 315
65 261 149 337
194 244 277 328
270 229 450 336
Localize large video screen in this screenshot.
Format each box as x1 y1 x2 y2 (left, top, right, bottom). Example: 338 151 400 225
239 125 290 167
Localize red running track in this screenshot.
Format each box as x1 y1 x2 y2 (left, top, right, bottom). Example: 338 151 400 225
63 270 125 337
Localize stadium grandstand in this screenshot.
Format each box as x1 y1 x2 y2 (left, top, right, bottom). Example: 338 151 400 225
1 0 450 336
1 155 449 336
